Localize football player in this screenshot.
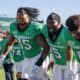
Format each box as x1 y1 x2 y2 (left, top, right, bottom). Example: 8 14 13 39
0 7 50 80
42 13 73 80
0 31 14 80
66 15 80 80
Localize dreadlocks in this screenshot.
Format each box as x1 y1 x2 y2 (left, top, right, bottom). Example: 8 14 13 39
17 7 40 21
24 7 39 20
66 15 80 31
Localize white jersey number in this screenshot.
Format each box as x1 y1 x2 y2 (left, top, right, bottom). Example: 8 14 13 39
19 39 32 50
12 49 21 56
52 48 62 59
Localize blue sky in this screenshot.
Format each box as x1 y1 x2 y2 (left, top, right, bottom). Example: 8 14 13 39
0 0 80 22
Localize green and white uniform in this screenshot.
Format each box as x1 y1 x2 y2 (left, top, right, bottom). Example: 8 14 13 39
42 25 68 65
0 38 14 80
12 43 25 72
67 34 80 80
67 37 80 63
9 21 48 79
42 24 72 80
10 21 42 58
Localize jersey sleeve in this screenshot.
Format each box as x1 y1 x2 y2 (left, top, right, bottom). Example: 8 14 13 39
10 22 16 37
33 22 44 37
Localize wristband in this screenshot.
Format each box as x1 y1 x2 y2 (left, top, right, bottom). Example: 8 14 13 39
35 57 44 67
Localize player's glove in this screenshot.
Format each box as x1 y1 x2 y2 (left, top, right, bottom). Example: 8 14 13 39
0 54 6 68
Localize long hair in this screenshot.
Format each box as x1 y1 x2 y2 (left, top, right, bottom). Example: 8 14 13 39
17 7 40 21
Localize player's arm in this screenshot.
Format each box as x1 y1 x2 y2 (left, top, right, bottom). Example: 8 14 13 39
4 35 16 57
0 35 16 66
66 45 73 61
47 49 54 70
35 34 50 66
66 45 73 69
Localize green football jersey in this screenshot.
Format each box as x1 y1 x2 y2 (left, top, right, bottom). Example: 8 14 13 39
0 38 14 64
42 24 69 65
67 34 80 62
10 21 43 58
12 43 25 62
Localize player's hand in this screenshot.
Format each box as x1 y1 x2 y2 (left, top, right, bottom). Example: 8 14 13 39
47 61 54 71
0 55 6 68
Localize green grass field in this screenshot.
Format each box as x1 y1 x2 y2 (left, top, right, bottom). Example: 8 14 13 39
0 68 5 80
